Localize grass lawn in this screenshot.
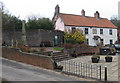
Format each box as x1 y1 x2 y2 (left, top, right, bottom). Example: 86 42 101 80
54 47 63 51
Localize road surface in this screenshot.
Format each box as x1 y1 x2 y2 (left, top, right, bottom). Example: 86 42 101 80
1 57 96 82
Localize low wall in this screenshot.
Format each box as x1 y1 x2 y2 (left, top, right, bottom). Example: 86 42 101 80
68 47 100 55
2 47 55 70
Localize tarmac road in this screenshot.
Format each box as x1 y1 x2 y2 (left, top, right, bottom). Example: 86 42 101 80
1 57 98 83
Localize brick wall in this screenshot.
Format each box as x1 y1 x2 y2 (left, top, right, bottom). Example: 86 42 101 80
2 47 55 70
67 47 100 55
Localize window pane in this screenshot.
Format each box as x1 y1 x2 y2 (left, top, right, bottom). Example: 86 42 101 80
109 29 112 35
110 40 113 45
85 28 88 34
100 29 103 34
93 29 97 34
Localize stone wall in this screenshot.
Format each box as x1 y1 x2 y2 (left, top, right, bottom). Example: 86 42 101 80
2 47 55 70
2 29 64 46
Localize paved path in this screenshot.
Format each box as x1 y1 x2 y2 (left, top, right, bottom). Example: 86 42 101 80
1 57 96 82
57 55 118 81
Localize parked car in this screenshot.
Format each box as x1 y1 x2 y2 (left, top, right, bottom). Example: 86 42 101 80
109 45 116 55
100 45 116 55
114 44 120 53
100 47 111 55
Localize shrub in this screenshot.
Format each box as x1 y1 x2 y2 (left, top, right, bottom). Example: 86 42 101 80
92 52 100 58
64 29 86 44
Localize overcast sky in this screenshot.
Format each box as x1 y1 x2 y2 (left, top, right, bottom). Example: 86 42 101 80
1 0 120 20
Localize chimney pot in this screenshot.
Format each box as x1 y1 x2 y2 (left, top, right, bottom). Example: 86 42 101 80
94 11 100 19
81 9 85 17
55 5 60 15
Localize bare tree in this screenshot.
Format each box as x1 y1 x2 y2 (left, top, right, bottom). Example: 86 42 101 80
110 15 120 29
0 1 5 11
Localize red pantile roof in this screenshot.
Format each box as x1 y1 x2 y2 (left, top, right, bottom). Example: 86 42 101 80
60 13 117 28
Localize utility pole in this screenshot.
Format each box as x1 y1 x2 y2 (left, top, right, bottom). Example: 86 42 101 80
118 1 120 20
22 20 27 45
0 8 2 46
118 1 120 83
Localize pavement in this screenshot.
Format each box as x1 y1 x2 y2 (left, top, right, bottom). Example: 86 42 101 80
1 57 98 82
57 55 118 81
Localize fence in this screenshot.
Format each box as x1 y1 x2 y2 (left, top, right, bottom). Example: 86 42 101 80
56 60 105 81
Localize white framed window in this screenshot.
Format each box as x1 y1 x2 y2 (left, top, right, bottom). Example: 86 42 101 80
93 29 97 34
109 29 112 35
100 29 103 34
110 40 113 45
85 28 88 34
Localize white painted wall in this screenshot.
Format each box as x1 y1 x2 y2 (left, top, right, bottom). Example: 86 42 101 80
55 17 118 46
55 17 65 31
64 26 117 46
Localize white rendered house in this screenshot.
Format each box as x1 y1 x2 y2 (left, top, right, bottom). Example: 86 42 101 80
53 5 117 46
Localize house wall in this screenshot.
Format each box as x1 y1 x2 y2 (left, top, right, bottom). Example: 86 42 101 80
64 26 117 46
54 16 118 46
55 17 65 31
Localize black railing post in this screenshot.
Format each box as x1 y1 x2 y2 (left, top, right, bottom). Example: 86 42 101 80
66 60 67 72
105 66 107 81
81 63 82 76
86 64 87 77
69 60 70 73
100 65 101 80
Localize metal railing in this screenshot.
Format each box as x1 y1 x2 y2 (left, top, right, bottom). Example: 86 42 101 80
56 60 103 80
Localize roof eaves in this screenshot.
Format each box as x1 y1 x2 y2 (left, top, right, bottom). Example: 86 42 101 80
65 25 117 29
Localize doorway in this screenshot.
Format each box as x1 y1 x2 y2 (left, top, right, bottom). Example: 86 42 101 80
54 35 59 46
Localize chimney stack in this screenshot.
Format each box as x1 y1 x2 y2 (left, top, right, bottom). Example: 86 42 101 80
55 5 60 15
94 11 100 19
81 9 85 17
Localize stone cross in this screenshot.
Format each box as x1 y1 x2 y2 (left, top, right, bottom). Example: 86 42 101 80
22 20 27 45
